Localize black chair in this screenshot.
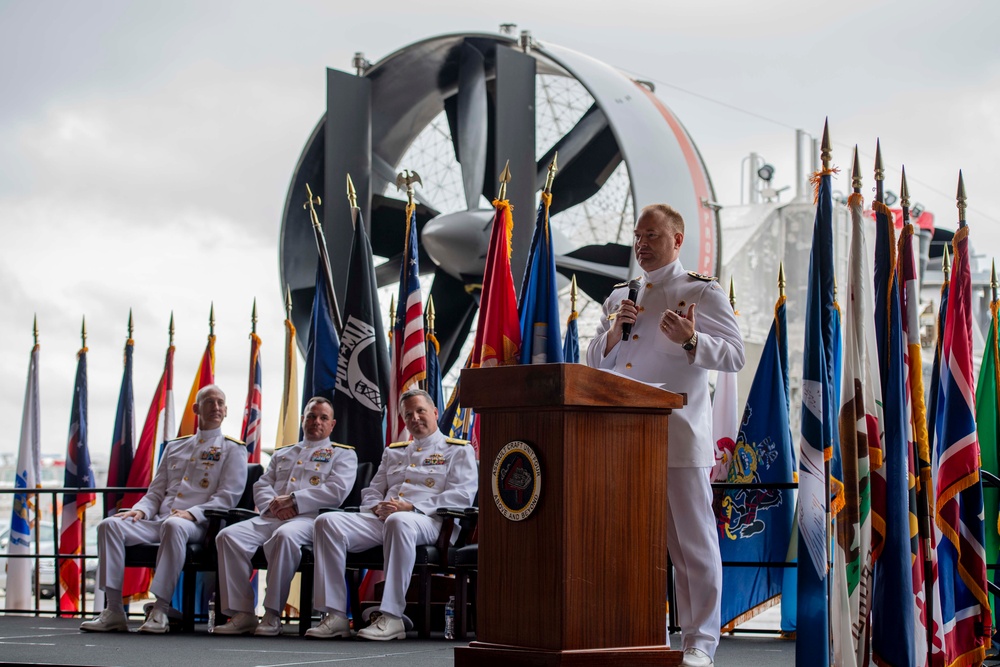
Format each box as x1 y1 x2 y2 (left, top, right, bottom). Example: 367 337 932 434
340 498 479 639
122 463 265 633
208 461 374 635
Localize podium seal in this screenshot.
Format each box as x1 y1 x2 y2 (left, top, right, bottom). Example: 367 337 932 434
491 441 541 521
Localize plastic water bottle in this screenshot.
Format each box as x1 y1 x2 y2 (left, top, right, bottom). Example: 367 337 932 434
207 593 216 633
444 595 455 640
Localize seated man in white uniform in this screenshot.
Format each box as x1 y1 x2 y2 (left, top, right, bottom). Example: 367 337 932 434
306 388 478 641
213 397 358 635
81 384 248 634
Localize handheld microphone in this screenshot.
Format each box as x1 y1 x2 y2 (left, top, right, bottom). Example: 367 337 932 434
620 279 641 340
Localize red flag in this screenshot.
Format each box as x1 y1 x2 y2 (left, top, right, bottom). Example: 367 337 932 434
471 199 522 369
177 335 215 437
120 344 175 602
241 333 263 463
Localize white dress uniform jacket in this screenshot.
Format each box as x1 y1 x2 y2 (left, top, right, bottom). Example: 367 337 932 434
586 259 745 467
256 438 357 516
132 429 248 522
361 430 479 516
216 438 357 616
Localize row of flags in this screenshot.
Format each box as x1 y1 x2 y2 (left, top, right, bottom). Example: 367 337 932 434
712 124 995 667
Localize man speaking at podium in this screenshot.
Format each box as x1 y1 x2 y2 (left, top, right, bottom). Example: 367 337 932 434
587 203 745 667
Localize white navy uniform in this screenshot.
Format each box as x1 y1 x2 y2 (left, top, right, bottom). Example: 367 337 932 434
216 438 358 616
313 429 477 619
587 259 745 658
95 428 248 601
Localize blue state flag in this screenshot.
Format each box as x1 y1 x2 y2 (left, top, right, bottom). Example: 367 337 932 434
796 166 838 667
562 308 579 364
870 199 916 667
518 193 563 364
302 265 341 419
716 294 795 629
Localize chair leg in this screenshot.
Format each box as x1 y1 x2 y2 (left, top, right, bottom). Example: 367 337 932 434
349 570 363 628
455 569 469 639
468 571 477 636
417 566 432 639
299 565 314 636
182 570 197 633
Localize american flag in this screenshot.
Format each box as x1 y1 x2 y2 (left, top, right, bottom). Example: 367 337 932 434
387 204 425 443
58 346 96 615
933 219 992 665
242 332 263 463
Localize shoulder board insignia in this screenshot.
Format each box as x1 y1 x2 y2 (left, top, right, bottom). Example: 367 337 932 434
388 441 411 449
612 281 629 289
225 436 246 446
687 271 716 282
330 441 355 450
445 437 470 446
164 436 187 446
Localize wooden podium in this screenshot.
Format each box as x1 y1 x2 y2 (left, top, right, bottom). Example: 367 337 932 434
455 363 685 667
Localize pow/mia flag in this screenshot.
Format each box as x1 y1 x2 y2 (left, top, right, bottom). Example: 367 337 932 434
332 209 390 466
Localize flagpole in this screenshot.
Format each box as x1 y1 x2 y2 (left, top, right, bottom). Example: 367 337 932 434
821 121 834 664
304 183 344 334
901 166 936 663
956 171 967 229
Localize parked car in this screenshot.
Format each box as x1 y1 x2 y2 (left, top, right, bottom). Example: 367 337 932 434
0 522 98 599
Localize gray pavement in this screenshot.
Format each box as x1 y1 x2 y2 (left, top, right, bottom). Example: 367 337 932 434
0 615 794 666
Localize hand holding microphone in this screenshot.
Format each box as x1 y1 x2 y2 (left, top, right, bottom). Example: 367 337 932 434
620 279 641 341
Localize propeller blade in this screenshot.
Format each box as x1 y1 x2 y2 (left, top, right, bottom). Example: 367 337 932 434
429 269 479 374
456 42 488 211
556 243 632 303
536 105 621 217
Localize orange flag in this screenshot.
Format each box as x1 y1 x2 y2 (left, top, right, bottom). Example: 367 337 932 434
177 335 215 437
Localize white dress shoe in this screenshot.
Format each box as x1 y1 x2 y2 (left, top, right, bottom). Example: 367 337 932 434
356 612 406 641
253 611 282 636
304 613 352 639
138 608 170 634
80 609 129 633
681 647 714 667
212 611 258 635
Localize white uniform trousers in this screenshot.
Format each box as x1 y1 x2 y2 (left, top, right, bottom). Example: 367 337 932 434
96 515 206 601
216 515 314 616
313 511 441 618
665 467 722 658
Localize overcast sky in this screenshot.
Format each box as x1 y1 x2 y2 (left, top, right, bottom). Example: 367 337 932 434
1 0 997 462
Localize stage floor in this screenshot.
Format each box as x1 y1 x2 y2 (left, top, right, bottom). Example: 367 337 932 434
0 615 794 666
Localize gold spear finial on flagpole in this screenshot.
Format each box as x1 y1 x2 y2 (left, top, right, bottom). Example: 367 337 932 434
874 139 885 203
426 295 436 334
778 262 786 298
544 152 559 195
992 259 997 303
942 244 951 281
33 314 38 346
347 173 359 229
304 183 322 226
820 119 831 172
209 302 216 338
81 316 87 348
498 160 511 200
570 274 578 313
251 298 258 335
169 311 175 346
284 285 293 321
128 309 134 340
728 276 737 311
389 294 396 328
957 170 967 228
851 145 862 194
346 173 358 209
900 166 910 210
